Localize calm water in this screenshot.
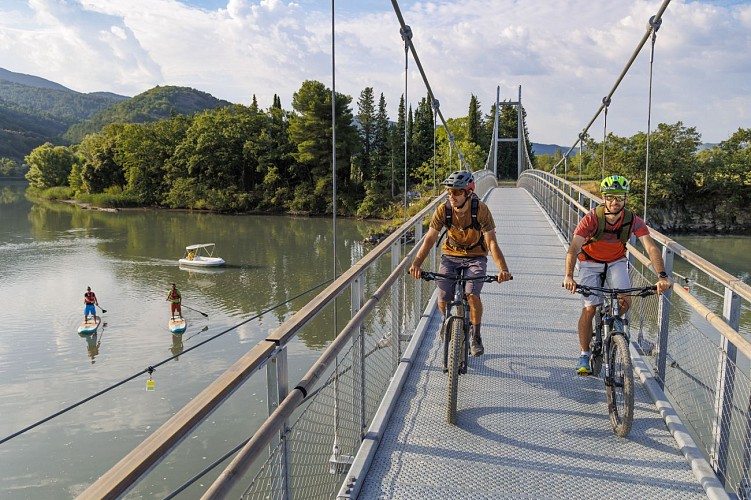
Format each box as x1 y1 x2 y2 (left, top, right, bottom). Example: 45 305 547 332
0 181 382 498
1 180 749 498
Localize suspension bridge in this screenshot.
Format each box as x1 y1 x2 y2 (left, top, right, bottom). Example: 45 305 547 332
5 0 749 498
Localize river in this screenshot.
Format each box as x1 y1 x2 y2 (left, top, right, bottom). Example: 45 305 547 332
0 180 383 498
0 180 748 498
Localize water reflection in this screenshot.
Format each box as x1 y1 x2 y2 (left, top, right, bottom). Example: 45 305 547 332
79 322 106 364
170 333 184 359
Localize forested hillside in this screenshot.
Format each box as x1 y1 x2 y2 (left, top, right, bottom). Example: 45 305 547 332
0 68 232 166
63 85 232 142
21 80 533 218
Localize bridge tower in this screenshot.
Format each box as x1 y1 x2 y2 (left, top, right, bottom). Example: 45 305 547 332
489 85 524 179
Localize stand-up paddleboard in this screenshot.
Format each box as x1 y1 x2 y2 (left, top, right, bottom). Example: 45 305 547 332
78 315 100 334
169 317 187 334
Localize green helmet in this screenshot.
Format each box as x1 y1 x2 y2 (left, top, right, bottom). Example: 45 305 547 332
600 175 630 194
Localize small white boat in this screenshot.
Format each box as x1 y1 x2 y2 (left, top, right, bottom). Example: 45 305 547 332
178 243 225 267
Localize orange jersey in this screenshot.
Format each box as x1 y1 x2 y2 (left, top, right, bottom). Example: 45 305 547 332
575 209 649 263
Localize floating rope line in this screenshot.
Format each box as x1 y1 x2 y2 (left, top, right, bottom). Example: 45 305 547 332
0 278 334 446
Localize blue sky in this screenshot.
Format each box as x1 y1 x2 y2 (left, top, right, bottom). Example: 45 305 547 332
0 0 749 146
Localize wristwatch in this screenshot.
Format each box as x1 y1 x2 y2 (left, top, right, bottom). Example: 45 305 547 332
658 271 669 279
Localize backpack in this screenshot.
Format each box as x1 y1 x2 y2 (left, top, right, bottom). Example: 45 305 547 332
580 206 634 263
436 194 486 252
591 205 634 245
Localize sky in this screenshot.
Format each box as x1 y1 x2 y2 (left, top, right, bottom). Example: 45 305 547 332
0 0 749 147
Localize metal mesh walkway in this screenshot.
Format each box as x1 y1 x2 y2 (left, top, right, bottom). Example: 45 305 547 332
355 187 716 499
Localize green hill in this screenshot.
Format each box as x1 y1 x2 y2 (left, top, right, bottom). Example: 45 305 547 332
0 68 129 162
63 85 233 142
0 67 233 164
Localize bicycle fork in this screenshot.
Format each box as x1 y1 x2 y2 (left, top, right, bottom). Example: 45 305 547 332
443 312 468 374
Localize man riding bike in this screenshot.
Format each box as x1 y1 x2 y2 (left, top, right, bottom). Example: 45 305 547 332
562 175 672 374
409 170 512 356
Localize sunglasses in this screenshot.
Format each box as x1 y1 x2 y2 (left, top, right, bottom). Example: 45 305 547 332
604 194 626 202
447 189 466 197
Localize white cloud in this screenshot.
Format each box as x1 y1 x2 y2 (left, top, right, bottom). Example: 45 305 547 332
0 0 748 146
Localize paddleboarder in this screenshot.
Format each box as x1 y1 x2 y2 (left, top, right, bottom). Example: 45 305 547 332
83 286 98 324
167 283 182 319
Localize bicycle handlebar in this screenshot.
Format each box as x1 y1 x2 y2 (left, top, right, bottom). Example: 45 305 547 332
419 271 512 283
575 284 657 298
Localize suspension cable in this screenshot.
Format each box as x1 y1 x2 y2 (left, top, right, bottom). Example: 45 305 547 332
601 96 611 179
644 15 662 224
401 24 410 219
0 278 333 446
390 0 467 170
552 0 673 172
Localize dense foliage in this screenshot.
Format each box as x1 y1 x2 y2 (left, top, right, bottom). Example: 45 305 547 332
21 80 531 218
537 123 751 231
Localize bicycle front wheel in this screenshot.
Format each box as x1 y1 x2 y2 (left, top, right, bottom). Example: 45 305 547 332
446 317 463 425
606 334 634 437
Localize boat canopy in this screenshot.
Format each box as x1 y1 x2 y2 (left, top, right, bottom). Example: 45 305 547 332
185 243 216 251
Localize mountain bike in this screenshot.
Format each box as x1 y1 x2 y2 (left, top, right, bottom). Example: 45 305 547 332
421 270 506 425
575 284 657 437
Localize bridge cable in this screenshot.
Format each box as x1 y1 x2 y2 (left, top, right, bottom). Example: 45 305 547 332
0 278 333 446
643 15 662 224
601 96 611 180
552 0 672 173
401 24 411 219
390 0 467 172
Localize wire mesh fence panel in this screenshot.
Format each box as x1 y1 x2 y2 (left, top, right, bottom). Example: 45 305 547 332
240 252 439 499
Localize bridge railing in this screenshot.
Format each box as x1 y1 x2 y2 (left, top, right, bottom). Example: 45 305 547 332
80 172 496 499
519 169 751 497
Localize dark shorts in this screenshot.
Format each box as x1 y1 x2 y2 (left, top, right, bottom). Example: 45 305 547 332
437 255 488 304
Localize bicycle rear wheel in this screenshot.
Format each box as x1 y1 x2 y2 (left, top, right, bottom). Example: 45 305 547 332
606 334 634 437
446 317 463 425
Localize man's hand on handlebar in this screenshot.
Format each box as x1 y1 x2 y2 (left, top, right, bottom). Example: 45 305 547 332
409 263 422 279
562 275 577 293
498 270 512 283
656 276 672 295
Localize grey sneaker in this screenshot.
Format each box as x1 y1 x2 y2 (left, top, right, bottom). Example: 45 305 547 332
470 334 484 357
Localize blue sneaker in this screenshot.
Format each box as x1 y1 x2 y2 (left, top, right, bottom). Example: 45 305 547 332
576 354 591 375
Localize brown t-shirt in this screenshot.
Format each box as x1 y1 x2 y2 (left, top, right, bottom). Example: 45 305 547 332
430 197 495 257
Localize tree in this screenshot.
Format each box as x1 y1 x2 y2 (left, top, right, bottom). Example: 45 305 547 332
467 94 483 146
411 95 434 180
357 87 376 183
73 124 127 194
0 158 19 177
118 115 190 205
287 80 359 213
25 142 75 188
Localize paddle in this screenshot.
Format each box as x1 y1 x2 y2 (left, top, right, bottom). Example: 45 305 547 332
182 305 208 317
97 304 107 314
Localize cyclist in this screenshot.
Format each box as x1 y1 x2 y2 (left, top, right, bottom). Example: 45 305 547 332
562 175 672 375
409 170 512 357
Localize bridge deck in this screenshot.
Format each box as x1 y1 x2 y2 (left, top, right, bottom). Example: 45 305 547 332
356 187 720 499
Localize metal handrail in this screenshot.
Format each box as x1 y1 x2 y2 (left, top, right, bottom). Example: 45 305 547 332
521 169 751 302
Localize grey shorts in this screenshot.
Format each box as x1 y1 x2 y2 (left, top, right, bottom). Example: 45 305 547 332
577 258 630 307
437 255 488 303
